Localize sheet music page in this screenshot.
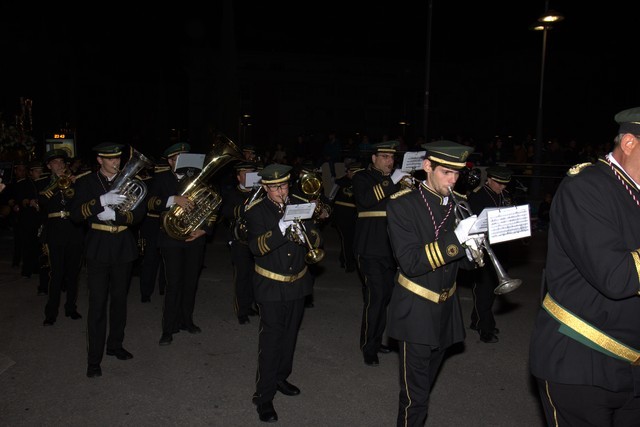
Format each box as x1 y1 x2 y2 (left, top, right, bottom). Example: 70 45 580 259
245 171 260 188
175 153 205 171
284 203 315 221
401 151 426 173
486 204 531 244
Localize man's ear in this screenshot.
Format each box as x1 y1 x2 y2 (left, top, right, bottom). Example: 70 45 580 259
621 133 637 155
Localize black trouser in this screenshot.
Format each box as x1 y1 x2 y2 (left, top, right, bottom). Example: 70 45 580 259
536 378 640 427
252 297 305 405
44 241 83 318
230 240 255 318
397 342 446 427
19 220 40 277
86 259 133 365
470 265 497 333
334 222 356 269
160 244 205 334
139 240 166 299
357 255 396 358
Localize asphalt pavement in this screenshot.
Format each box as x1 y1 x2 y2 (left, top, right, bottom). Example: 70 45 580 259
0 223 548 426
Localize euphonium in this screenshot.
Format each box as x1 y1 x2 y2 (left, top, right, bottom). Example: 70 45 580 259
448 186 522 295
163 133 243 240
109 149 154 213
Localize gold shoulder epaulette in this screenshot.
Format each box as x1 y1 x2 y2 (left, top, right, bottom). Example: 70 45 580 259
390 188 412 200
154 166 171 173
245 197 264 212
75 171 92 179
567 162 593 177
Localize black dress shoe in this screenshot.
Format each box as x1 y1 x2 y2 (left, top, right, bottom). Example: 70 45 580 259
37 290 48 296
86 364 102 378
470 323 500 334
159 333 173 345
304 301 314 308
106 347 133 360
43 317 56 326
65 311 82 320
141 296 151 303
277 380 301 396
238 315 250 325
378 345 392 354
249 306 259 316
256 401 278 422
479 332 499 343
364 354 379 366
180 324 202 334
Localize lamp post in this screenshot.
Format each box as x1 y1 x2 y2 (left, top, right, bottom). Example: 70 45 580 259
530 2 563 200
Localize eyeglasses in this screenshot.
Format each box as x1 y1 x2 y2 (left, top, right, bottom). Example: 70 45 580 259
266 183 289 191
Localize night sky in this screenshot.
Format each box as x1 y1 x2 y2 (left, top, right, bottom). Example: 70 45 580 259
1 2 638 157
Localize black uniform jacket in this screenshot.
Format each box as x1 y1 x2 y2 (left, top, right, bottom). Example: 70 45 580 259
331 175 357 228
386 183 475 347
530 158 640 394
352 165 400 257
244 197 320 302
38 172 86 243
220 184 256 243
70 170 146 263
146 169 216 248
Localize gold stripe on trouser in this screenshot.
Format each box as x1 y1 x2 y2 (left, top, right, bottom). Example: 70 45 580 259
254 265 307 283
543 293 640 365
48 211 70 219
91 224 128 233
397 273 456 303
358 211 386 218
543 380 560 427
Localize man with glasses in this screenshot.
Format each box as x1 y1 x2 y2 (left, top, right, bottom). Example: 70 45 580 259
245 163 322 423
353 141 407 366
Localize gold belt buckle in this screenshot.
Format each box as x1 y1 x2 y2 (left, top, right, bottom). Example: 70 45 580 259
438 288 451 303
60 211 69 219
109 225 119 233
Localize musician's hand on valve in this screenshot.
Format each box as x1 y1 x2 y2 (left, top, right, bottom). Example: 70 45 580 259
390 169 409 185
454 215 477 244
100 190 126 207
278 218 295 236
97 206 116 221
174 195 194 212
292 223 307 244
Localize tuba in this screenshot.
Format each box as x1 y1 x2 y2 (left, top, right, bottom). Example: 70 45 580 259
109 148 154 213
163 133 243 240
448 186 522 295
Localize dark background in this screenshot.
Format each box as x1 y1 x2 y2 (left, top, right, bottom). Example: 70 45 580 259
1 1 638 160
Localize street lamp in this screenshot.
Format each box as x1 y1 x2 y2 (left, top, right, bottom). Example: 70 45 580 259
530 2 564 200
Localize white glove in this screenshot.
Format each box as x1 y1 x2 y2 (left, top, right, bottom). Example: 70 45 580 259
278 218 295 236
100 190 126 207
97 206 116 221
464 235 485 263
454 215 477 243
390 169 408 185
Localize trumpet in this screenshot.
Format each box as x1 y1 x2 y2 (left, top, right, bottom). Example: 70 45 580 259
448 187 522 295
287 219 325 264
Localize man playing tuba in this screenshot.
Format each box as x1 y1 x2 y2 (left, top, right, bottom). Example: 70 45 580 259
146 142 215 346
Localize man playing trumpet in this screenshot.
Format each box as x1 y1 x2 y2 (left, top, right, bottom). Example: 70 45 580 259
244 163 322 423
386 141 481 426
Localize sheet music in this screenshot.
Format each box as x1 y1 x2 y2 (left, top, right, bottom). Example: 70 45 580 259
245 171 260 188
401 151 426 173
284 203 315 221
175 153 205 171
468 204 531 244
